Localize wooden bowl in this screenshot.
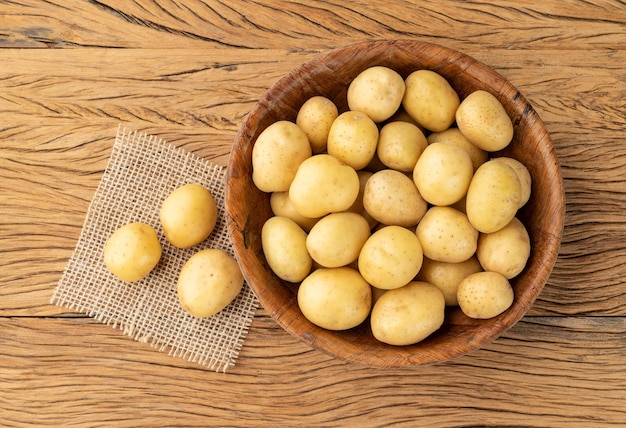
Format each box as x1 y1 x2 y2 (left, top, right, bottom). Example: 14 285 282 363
225 40 564 367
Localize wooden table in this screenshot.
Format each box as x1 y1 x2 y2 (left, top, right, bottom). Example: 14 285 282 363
2 1 625 426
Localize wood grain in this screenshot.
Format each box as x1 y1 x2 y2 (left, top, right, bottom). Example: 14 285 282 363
1 316 625 427
1 0 626 425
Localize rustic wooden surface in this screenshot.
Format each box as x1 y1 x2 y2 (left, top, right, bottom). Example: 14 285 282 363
1 1 625 426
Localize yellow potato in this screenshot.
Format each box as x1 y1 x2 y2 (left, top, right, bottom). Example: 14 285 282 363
427 127 488 171
104 222 162 282
370 281 445 346
296 96 339 154
416 256 483 306
492 157 532 207
252 120 312 192
377 121 428 172
413 142 474 206
402 70 460 132
289 154 360 218
306 212 371 268
466 160 522 233
347 66 406 123
297 267 372 331
358 225 424 290
269 191 320 232
327 110 379 170
160 183 218 248
457 271 514 319
477 217 531 279
456 90 514 152
363 169 428 227
177 249 243 318
261 216 312 283
415 206 478 263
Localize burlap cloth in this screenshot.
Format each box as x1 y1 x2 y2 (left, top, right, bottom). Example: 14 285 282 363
51 126 259 372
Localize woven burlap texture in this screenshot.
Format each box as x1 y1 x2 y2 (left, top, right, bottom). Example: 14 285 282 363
51 126 259 372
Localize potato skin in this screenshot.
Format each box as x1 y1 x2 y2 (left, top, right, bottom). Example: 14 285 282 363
296 96 338 154
456 90 513 152
402 70 460 132
177 249 244 318
413 142 474 206
457 271 514 319
358 225 424 290
160 183 218 249
252 120 312 192
363 169 427 227
261 216 312 283
477 217 530 279
492 157 532 207
377 121 428 172
347 66 406 123
415 206 478 263
371 281 445 346
297 267 372 331
289 154 360 218
306 212 370 268
327 111 379 170
104 222 162 282
466 160 522 234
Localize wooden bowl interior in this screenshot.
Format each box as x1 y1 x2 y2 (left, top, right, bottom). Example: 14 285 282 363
226 40 564 367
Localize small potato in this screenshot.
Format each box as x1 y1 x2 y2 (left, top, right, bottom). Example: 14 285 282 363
289 154 360 218
427 127 488 171
402 70 460 132
297 267 372 331
347 66 405 123
416 256 483 306
104 222 162 282
363 169 428 227
371 281 445 346
377 121 428 172
456 90 514 152
327 111 379 170
296 96 339 154
270 191 320 232
457 271 514 319
415 206 478 263
177 249 244 318
306 212 371 268
477 217 531 279
492 157 532 207
261 216 312 283
252 120 312 192
160 183 218 248
466 160 522 233
358 225 424 290
413 142 474 206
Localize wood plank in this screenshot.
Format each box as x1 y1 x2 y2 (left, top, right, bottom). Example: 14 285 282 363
0 316 624 426
2 0 625 50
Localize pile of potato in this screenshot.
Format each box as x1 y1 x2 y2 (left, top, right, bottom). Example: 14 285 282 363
103 183 243 318
253 65 532 346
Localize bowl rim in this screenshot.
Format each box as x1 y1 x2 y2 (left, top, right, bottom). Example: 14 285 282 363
225 39 565 368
